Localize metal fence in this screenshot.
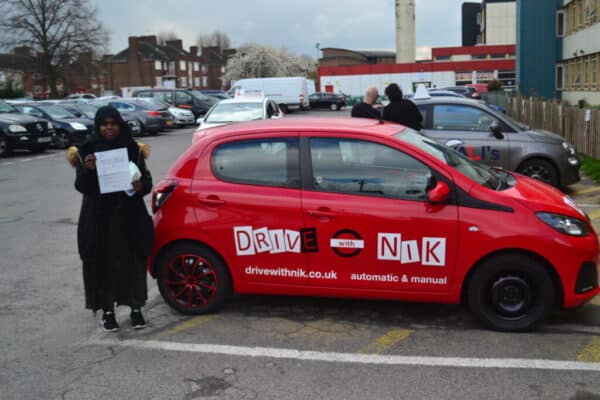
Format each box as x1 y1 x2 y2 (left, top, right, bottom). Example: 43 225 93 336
502 95 600 159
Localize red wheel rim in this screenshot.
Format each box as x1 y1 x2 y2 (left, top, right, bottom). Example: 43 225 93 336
162 254 218 309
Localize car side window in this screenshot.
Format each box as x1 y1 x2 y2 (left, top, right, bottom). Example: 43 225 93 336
432 104 497 132
153 92 173 104
309 94 319 101
310 138 431 201
21 106 44 118
212 138 300 188
176 92 193 105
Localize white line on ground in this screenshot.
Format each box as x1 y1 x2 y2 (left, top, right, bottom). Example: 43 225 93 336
88 338 600 372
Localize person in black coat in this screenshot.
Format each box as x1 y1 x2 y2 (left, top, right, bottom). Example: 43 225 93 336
382 83 423 130
67 106 154 332
351 86 382 120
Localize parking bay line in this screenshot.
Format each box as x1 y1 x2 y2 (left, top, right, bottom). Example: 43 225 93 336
573 187 600 196
161 315 219 336
88 338 600 372
578 337 600 362
587 209 600 220
359 328 413 354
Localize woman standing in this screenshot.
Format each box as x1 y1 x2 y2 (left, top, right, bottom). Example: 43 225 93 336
67 106 154 332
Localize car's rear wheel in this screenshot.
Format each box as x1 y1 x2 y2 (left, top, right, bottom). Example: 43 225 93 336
330 103 339 111
279 104 288 113
0 136 11 157
467 254 555 332
156 243 231 315
517 158 559 187
54 131 70 149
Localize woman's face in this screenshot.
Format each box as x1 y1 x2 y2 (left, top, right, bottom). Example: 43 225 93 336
99 117 120 141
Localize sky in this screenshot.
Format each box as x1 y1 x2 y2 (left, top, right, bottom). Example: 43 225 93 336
94 0 479 57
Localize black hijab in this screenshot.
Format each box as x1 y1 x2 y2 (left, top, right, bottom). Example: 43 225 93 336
89 106 132 152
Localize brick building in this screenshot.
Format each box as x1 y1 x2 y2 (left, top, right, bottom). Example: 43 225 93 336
104 35 227 95
0 47 48 98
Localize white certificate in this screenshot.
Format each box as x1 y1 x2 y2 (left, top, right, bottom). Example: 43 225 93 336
95 148 132 194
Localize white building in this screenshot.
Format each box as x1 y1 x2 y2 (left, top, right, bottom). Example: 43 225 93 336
481 0 517 45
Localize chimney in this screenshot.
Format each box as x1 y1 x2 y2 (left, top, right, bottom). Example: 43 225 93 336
13 46 31 57
190 46 198 56
138 35 158 46
166 39 183 50
395 0 416 63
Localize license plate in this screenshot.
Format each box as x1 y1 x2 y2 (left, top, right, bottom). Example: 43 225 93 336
166 120 174 126
38 137 51 143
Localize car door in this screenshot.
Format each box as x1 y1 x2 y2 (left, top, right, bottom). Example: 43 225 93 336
422 103 510 167
192 133 309 285
300 134 458 292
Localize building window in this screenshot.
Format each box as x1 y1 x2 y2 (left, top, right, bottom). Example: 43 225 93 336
557 10 565 37
201 65 208 74
556 65 564 90
181 77 188 87
194 77 201 87
592 55 598 90
588 0 598 23
193 62 199 72
155 60 162 71
202 76 208 87
584 56 589 89
179 60 187 71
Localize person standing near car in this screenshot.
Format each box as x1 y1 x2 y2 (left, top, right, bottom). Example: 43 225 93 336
67 106 154 332
351 87 382 120
382 83 423 130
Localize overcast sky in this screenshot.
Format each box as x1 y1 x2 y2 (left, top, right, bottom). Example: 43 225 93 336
94 0 479 57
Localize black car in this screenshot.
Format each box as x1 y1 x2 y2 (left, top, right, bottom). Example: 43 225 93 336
0 100 54 157
132 88 217 119
91 99 174 135
309 92 346 111
57 102 142 137
12 103 93 149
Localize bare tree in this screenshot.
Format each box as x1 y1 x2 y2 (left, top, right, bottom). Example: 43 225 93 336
157 31 180 46
0 0 109 98
196 30 231 52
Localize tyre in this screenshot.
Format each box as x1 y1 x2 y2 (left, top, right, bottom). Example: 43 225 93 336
54 131 70 149
0 136 11 157
279 104 288 114
517 158 559 187
156 243 231 315
467 254 555 332
330 103 339 111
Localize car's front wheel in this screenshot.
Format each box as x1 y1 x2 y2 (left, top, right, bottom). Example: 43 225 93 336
156 243 231 315
467 254 555 332
517 158 559 187
330 103 339 111
0 136 11 157
54 131 70 149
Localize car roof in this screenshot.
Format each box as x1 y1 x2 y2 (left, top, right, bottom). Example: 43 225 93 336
200 117 405 140
412 97 483 106
217 97 268 104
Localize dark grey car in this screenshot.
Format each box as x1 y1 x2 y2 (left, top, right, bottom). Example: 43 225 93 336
413 98 580 187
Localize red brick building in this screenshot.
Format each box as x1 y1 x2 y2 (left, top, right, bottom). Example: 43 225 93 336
103 35 227 95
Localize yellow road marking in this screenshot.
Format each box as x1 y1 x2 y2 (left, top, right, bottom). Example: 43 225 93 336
359 328 414 355
573 186 600 196
577 337 600 362
589 295 600 306
162 315 218 336
588 209 600 220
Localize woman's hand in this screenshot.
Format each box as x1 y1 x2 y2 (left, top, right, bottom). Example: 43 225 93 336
84 154 96 170
132 180 143 192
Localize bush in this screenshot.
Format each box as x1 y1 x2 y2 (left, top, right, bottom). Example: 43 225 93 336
0 79 25 99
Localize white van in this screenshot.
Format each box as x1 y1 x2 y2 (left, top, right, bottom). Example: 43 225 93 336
229 77 309 112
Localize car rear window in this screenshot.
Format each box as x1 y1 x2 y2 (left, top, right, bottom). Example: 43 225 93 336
212 138 299 188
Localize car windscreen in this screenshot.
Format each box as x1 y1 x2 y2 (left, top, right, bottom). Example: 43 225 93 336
205 102 263 123
76 104 99 118
0 101 17 113
395 129 501 190
191 90 218 105
37 105 76 119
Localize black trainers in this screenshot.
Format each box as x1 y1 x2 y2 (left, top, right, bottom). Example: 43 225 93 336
101 311 119 332
130 309 146 330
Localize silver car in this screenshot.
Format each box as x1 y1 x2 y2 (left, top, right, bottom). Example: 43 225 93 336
413 98 580 187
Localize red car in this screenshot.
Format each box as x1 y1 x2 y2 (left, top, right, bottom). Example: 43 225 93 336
149 118 599 332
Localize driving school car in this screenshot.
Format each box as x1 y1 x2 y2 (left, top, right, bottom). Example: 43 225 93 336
149 117 599 332
414 98 580 188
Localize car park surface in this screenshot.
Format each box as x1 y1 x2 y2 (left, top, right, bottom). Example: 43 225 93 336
150 117 598 332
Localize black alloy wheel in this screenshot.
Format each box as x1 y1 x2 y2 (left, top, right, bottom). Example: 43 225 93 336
518 158 559 187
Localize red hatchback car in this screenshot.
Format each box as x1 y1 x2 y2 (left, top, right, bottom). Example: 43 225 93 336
149 118 599 332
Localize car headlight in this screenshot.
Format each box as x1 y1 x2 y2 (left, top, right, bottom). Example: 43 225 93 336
70 122 88 130
536 212 589 236
47 122 54 130
8 124 27 133
562 142 576 155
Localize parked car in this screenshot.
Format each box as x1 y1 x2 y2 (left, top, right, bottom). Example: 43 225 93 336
228 77 310 113
410 90 507 114
57 102 142 137
0 100 54 156
193 97 283 141
91 98 174 135
132 88 216 119
137 98 195 128
309 92 346 111
65 93 97 100
198 90 230 100
443 86 482 99
149 117 599 332
413 97 579 187
11 102 93 149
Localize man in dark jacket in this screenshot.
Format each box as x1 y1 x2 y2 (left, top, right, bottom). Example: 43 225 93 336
351 87 381 120
382 83 423 130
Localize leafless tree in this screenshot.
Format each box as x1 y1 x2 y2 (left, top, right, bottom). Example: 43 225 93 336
157 31 180 46
196 30 231 52
0 0 109 98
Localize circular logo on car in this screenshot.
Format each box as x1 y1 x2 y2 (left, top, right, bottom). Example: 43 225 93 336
36 123 43 132
330 229 364 258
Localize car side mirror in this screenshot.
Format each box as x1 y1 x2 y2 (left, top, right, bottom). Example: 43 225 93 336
428 181 450 204
445 139 463 149
490 123 504 139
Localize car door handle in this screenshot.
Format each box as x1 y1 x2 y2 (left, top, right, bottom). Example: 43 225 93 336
199 196 225 206
307 208 337 219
